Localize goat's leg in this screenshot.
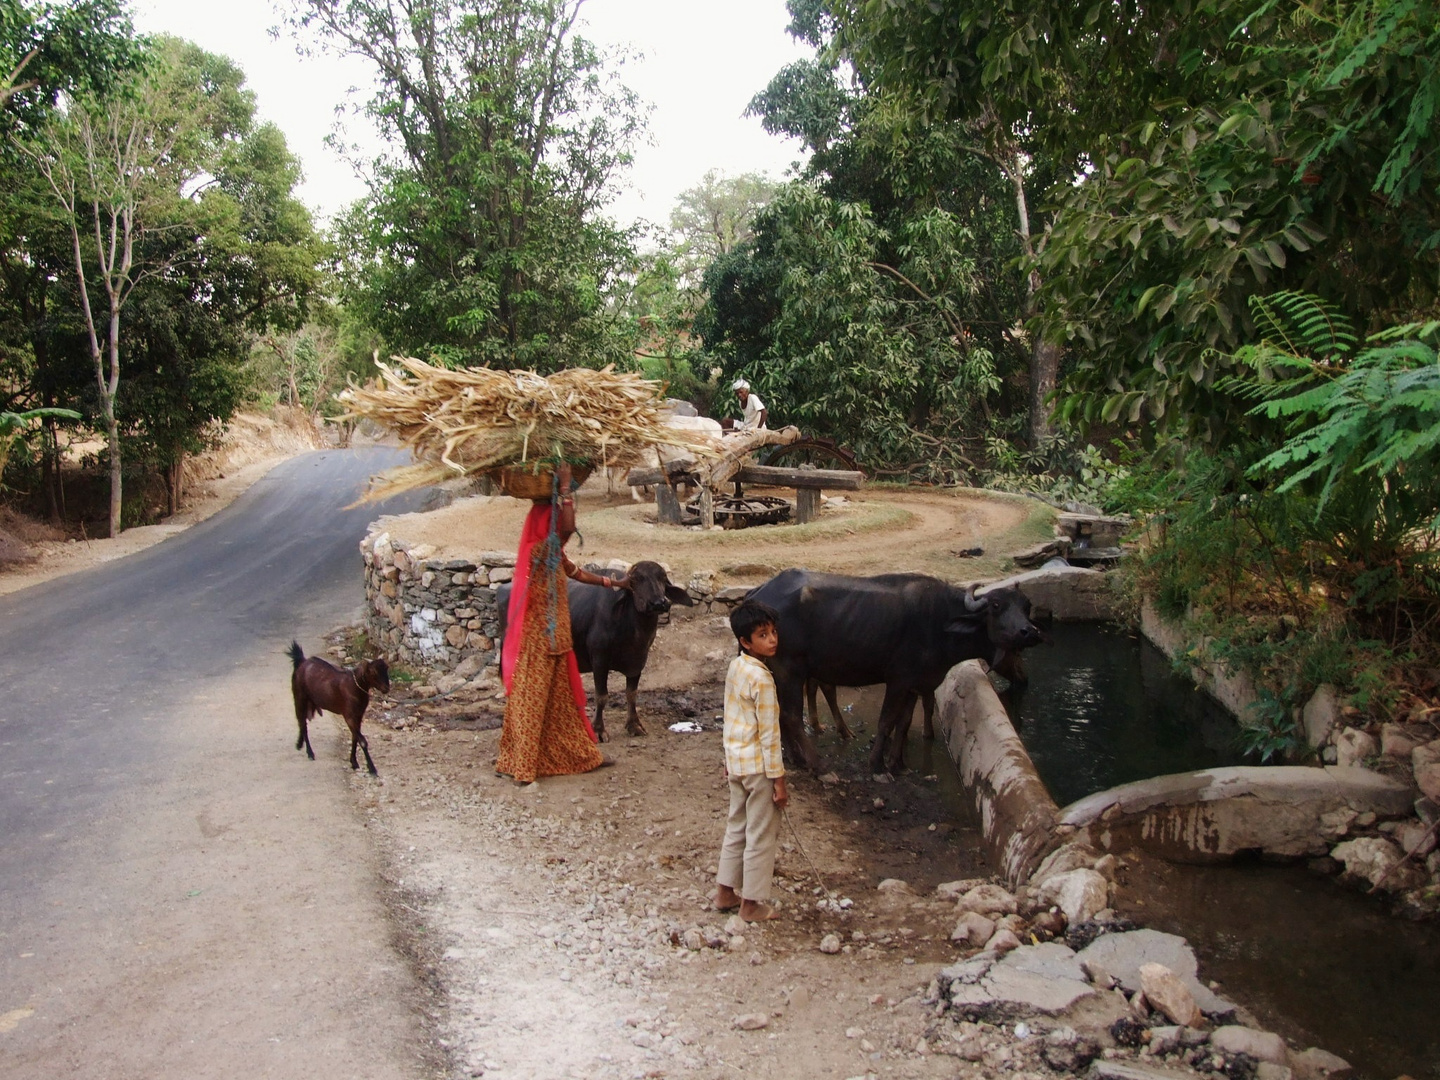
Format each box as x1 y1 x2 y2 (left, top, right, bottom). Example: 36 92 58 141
822 683 851 739
625 674 646 737
295 700 315 760
356 724 378 776
921 690 936 740
592 668 609 742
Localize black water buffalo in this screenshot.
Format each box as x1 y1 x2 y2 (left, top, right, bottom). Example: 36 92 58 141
498 559 694 740
748 569 1046 774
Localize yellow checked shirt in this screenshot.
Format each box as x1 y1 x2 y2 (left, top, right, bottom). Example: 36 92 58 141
722 653 784 779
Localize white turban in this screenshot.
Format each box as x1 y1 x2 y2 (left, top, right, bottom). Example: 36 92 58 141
731 378 750 391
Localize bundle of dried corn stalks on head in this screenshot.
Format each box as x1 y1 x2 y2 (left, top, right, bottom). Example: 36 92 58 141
340 356 719 500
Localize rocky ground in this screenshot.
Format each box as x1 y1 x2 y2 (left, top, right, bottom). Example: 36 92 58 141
316 611 1356 1080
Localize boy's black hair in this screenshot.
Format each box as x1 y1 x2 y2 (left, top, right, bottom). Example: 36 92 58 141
729 599 779 646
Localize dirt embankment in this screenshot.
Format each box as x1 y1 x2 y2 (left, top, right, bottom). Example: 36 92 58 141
0 408 324 596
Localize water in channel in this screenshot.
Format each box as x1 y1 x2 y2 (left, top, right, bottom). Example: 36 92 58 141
1002 621 1252 806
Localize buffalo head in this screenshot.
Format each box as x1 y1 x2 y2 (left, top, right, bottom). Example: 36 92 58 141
952 584 1047 656
623 560 696 615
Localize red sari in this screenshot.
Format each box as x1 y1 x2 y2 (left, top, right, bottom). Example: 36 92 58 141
495 503 602 783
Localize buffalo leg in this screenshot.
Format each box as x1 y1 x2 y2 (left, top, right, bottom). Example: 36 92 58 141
921 690 936 740
804 681 850 738
888 690 920 773
805 679 822 733
776 674 817 771
593 668 610 743
869 685 911 775
625 675 647 736
821 683 850 739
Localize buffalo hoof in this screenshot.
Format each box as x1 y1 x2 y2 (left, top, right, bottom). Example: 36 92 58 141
627 718 648 737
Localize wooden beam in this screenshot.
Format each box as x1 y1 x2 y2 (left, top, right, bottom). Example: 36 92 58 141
795 487 820 524
734 465 863 490
624 457 696 487
654 481 683 525
701 426 801 490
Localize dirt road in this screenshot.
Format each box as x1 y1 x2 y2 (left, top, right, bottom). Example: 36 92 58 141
0 450 438 1080
352 660 998 1080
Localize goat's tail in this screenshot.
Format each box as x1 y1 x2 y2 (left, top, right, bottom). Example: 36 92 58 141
287 640 305 671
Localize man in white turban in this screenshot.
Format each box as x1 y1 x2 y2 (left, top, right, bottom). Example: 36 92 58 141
731 378 768 431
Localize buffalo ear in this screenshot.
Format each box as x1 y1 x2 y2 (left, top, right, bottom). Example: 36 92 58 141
666 584 696 607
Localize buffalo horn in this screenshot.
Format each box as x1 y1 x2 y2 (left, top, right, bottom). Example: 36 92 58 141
962 584 987 612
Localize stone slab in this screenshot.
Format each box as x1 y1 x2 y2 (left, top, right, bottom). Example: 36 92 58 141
1058 765 1413 861
1000 941 1090 983
1091 1061 1204 1080
947 963 1094 1014
980 563 1117 622
1075 930 1234 1016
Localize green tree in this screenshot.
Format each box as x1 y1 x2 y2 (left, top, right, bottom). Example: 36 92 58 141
288 0 645 372
830 0 1440 445
698 1 1036 466
19 37 321 530
1 0 142 117
706 183 998 478
1 0 142 520
670 169 776 271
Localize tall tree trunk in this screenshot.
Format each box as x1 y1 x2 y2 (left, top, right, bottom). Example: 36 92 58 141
1028 340 1061 448
41 414 61 526
1004 150 1058 448
167 455 184 516
105 299 122 537
107 412 121 535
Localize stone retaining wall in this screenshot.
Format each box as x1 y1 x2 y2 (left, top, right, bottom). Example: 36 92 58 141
930 660 1061 886
360 529 515 670
359 525 726 678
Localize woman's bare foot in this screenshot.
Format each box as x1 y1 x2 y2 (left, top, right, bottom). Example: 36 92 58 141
713 885 741 911
739 899 780 922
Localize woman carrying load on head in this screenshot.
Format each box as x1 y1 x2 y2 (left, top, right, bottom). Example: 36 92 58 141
496 462 630 784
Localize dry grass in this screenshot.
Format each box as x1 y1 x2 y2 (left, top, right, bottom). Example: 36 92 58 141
340 358 720 498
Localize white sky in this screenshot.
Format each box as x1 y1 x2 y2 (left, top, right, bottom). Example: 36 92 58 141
130 0 812 231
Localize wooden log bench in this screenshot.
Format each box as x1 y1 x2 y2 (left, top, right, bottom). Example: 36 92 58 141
625 461 863 526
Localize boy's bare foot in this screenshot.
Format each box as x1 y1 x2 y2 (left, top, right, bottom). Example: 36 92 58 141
739 900 780 922
713 885 741 911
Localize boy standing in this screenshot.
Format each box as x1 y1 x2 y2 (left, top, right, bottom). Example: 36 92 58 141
714 600 788 922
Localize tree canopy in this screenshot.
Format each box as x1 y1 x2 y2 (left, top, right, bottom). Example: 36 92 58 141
288 0 646 372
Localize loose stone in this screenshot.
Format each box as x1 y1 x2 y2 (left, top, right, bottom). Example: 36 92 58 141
1138 962 1202 1027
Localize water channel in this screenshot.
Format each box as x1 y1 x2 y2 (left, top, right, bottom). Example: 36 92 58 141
1008 622 1440 1079
812 624 1440 1079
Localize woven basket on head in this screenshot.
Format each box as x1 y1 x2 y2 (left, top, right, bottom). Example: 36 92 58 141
491 463 593 501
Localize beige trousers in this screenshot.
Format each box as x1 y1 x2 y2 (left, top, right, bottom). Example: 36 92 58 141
716 773 780 902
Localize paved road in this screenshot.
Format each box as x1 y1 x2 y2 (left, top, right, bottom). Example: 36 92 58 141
0 448 434 1079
